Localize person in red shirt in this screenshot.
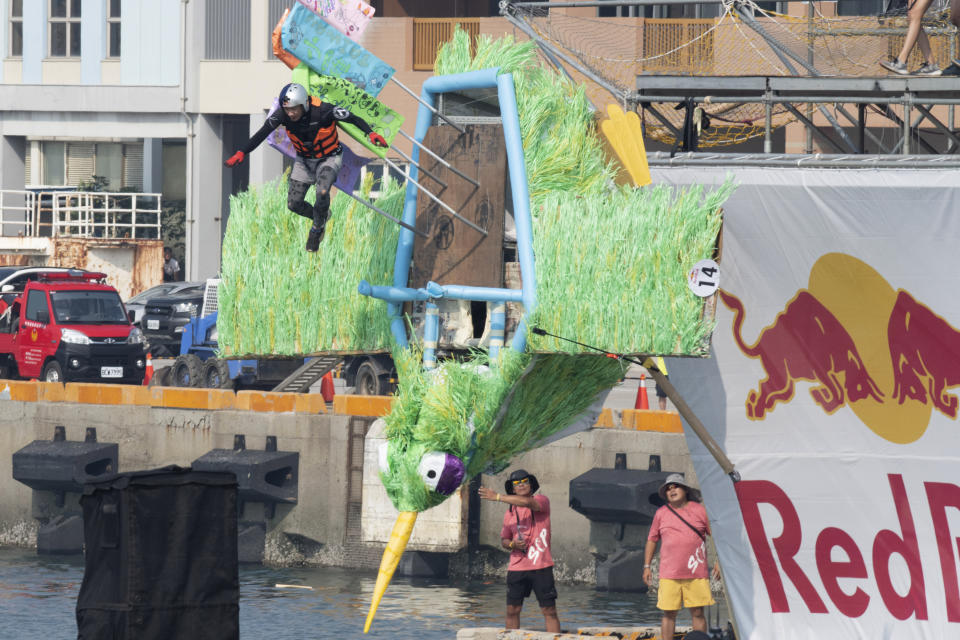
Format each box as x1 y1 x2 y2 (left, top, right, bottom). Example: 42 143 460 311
644 473 720 640
224 82 387 252
478 469 560 632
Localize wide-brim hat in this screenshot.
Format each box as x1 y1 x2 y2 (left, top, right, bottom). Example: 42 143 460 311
504 468 539 495
658 473 701 503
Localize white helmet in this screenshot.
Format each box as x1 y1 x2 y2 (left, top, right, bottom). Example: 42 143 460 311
279 83 309 110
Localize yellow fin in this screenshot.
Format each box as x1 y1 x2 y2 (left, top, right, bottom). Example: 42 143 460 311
602 104 652 187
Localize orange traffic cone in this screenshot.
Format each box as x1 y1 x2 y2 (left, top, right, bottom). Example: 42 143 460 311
320 371 335 402
143 353 154 386
634 373 650 410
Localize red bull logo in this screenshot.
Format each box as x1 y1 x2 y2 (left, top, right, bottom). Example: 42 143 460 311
720 252 960 444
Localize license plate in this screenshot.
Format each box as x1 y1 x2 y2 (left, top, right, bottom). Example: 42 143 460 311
147 319 159 330
101 366 123 378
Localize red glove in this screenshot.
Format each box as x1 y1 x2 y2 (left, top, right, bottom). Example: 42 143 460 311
368 132 388 148
225 150 245 167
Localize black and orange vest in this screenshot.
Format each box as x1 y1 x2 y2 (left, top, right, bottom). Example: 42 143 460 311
286 99 340 158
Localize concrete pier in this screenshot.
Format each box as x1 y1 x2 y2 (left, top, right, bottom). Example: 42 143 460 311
0 380 696 582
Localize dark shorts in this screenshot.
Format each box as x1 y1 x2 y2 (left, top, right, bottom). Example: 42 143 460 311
655 376 668 399
507 566 558 608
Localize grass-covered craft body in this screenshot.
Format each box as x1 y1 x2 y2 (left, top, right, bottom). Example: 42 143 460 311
218 176 401 356
218 30 728 359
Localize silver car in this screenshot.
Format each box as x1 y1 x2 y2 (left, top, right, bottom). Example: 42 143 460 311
124 281 204 326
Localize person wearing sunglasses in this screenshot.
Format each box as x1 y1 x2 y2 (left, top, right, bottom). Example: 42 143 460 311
644 473 720 640
478 468 560 632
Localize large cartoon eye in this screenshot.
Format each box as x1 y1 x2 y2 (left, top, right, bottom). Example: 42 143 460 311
417 452 465 496
378 442 390 474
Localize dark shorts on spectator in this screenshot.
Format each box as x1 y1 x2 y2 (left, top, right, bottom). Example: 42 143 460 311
507 566 558 608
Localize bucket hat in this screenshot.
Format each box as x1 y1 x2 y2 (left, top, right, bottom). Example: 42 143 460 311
658 472 701 503
504 468 539 495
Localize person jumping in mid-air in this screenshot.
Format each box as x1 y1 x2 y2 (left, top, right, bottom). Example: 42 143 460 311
224 82 388 251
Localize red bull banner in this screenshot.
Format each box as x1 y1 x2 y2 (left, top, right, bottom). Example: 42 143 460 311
653 167 960 640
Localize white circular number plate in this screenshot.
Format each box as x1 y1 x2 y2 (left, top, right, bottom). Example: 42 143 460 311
688 259 720 297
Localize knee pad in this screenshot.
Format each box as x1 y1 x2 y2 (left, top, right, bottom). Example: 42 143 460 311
288 181 313 219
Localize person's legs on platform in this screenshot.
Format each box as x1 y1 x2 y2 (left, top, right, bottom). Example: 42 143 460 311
661 608 678 639
505 603 522 630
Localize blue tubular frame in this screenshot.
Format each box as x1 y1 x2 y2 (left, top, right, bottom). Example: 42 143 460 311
367 68 538 354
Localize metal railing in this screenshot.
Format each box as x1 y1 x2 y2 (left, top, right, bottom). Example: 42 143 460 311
412 18 481 70
0 189 162 239
0 190 38 237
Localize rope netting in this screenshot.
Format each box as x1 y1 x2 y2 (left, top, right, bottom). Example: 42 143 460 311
505 0 958 147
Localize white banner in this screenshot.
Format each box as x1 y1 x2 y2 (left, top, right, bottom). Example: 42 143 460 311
654 167 960 639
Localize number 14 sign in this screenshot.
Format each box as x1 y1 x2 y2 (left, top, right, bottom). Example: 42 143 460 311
688 259 720 297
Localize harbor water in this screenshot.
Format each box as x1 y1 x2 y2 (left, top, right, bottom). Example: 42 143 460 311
0 547 726 638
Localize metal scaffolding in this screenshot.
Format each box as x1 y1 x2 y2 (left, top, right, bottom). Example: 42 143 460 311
502 0 960 158
633 75 960 155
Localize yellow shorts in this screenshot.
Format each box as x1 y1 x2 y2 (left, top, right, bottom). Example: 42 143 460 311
657 578 715 611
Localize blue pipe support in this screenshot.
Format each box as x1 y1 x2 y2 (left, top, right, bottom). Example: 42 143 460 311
489 303 506 360
497 72 537 353
386 67 537 353
358 280 430 304
423 302 439 369
425 281 524 303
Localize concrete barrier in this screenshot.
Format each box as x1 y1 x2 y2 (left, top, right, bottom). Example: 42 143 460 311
2 380 684 429
333 394 393 416
0 382 699 582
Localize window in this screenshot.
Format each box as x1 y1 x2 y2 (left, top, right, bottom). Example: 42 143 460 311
267 0 287 59
838 0 884 15
25 290 50 323
49 0 82 57
599 4 650 17
50 290 127 324
10 0 23 57
96 143 123 190
42 142 66 186
107 0 121 57
204 0 250 60
602 2 723 18
360 161 409 199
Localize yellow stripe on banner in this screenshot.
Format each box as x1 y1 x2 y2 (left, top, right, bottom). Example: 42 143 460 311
603 104 652 187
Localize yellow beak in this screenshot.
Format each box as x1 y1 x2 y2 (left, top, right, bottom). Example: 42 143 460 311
363 510 418 633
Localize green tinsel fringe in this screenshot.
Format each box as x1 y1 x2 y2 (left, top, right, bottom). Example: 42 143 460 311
217 174 402 356
381 349 625 512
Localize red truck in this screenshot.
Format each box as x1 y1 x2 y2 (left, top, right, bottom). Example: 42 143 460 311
0 270 147 384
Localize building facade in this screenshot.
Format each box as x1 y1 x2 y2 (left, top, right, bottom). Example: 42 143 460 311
2 1 915 280
0 0 532 281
